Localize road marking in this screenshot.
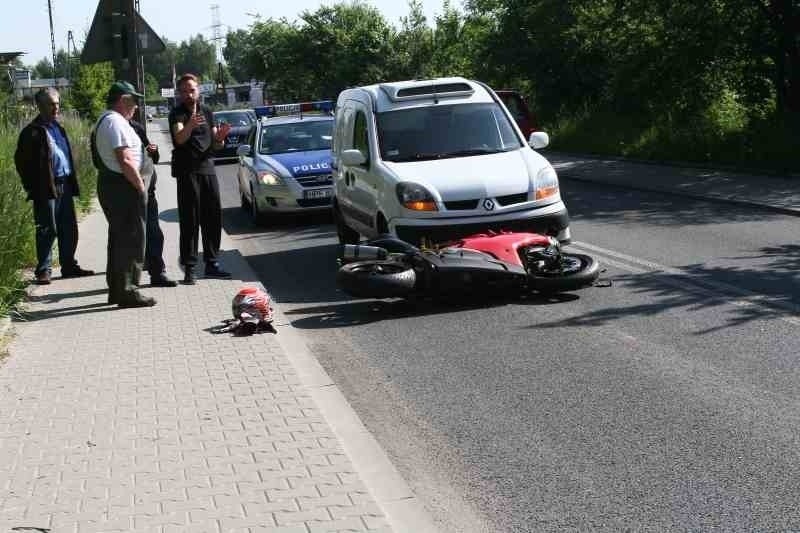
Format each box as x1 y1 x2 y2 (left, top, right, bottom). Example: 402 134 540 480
569 240 800 326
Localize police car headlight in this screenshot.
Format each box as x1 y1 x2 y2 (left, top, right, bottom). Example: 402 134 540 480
396 182 438 211
534 166 559 200
258 171 283 186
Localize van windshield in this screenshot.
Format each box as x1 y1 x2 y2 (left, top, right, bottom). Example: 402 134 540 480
376 103 522 162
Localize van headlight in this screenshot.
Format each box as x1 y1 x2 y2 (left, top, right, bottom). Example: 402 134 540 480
534 166 559 200
396 182 438 211
258 171 283 186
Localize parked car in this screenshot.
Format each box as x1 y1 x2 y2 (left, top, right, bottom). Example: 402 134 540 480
235 101 334 223
331 77 570 246
213 109 257 161
495 89 538 137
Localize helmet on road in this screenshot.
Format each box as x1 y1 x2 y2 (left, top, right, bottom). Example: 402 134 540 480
232 286 274 325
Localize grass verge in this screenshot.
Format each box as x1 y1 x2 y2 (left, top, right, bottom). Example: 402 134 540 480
0 109 97 321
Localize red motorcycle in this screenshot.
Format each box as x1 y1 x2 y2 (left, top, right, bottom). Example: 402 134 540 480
336 231 600 299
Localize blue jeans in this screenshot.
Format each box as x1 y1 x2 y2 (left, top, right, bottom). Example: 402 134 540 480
32 180 78 276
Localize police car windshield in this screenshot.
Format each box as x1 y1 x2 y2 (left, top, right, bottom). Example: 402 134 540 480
259 120 333 155
377 103 522 162
214 111 254 127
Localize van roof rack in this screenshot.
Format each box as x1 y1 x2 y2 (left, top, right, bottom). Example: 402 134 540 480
379 79 475 102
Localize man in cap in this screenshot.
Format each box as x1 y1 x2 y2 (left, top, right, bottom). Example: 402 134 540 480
90 81 156 308
14 87 94 284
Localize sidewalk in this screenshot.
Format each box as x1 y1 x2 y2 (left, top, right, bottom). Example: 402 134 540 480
0 125 438 533
547 152 800 216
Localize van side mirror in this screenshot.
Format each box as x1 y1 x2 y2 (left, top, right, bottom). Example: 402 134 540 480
341 149 367 166
528 131 549 150
236 144 251 157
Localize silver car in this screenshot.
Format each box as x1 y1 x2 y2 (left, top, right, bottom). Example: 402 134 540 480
236 111 334 224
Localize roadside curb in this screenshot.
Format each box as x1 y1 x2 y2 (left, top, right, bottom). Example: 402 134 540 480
270 304 441 533
560 173 800 218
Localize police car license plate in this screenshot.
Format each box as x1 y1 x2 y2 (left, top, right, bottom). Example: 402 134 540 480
304 188 332 199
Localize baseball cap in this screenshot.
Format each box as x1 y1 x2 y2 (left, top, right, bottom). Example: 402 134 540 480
107 80 144 99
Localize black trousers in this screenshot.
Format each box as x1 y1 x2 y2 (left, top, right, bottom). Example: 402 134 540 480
176 171 221 269
144 171 166 275
97 170 147 298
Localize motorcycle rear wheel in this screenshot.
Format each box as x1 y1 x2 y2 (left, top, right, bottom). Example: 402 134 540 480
336 260 417 298
528 253 600 293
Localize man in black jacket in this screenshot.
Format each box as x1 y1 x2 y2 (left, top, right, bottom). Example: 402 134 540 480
129 119 177 287
14 87 94 285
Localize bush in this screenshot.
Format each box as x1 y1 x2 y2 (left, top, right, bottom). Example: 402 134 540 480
0 109 36 318
549 97 800 173
0 107 97 319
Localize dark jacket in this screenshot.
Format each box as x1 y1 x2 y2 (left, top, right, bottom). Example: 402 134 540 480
14 115 80 202
129 119 160 164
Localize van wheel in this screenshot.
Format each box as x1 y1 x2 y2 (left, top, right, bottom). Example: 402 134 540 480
334 204 359 245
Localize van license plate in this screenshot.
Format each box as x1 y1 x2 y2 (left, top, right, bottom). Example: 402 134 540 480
304 189 332 199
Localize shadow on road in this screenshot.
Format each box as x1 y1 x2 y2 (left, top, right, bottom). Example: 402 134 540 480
561 179 789 227
285 291 580 329
525 247 800 334
220 205 334 237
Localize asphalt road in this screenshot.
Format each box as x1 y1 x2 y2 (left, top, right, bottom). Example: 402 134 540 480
212 152 800 532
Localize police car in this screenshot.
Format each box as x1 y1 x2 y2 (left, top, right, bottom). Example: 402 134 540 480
235 100 334 223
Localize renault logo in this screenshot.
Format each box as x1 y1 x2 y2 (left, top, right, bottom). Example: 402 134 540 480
483 199 495 211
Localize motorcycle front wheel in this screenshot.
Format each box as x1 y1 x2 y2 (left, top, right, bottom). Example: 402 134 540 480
336 260 417 298
528 253 600 293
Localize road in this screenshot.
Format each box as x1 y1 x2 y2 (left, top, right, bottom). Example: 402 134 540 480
209 143 800 532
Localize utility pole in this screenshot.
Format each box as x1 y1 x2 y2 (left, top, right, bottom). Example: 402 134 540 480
47 0 58 85
66 30 77 83
211 4 226 105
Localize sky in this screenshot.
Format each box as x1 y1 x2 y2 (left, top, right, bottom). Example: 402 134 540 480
2 0 455 68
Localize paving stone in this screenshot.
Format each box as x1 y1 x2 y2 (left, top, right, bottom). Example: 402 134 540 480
0 129 392 532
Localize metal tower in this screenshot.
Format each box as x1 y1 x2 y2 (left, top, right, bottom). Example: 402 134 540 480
211 4 223 63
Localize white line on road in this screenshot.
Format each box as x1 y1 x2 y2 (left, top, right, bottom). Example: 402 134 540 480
568 240 800 326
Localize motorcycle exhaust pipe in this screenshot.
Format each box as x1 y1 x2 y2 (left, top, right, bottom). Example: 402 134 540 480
341 244 389 261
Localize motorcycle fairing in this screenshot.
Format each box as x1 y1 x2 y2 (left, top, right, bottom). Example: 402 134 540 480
452 232 555 266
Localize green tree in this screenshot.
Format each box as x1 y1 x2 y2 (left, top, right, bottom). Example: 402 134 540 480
295 2 395 99
143 72 161 102
391 0 435 80
69 61 115 121
429 0 472 77
143 39 178 88
223 29 257 83
175 35 216 81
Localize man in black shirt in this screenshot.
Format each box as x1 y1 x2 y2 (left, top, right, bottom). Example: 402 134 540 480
168 73 232 284
129 118 177 287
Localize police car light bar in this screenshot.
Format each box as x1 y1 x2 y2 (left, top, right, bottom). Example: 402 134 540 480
254 100 334 118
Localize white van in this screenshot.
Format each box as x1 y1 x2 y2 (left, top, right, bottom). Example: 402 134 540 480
331 77 571 246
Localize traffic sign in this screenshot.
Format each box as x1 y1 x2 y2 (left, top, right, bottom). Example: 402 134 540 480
160 87 175 98
81 0 165 64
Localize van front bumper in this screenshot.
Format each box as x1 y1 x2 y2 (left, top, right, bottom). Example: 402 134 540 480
391 202 570 246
